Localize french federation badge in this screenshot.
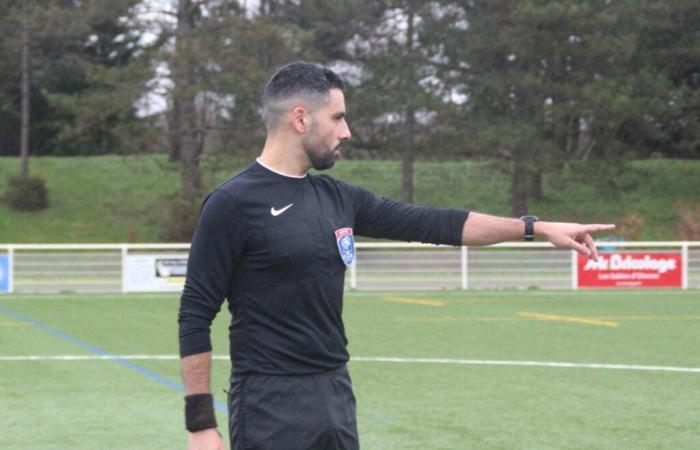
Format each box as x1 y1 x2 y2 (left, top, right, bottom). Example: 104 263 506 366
334 227 355 267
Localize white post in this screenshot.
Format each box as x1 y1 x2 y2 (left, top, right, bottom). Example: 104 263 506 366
121 244 128 294
571 250 578 290
682 242 689 290
350 251 357 289
8 245 14 294
461 246 468 290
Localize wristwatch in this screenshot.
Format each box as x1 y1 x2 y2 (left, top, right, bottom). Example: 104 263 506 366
520 215 539 241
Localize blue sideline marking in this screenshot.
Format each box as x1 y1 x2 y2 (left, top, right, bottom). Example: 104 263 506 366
0 303 227 412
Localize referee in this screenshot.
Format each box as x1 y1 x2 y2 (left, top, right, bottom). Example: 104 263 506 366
178 61 614 450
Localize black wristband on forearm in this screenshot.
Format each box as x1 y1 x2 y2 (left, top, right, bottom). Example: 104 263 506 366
185 393 217 432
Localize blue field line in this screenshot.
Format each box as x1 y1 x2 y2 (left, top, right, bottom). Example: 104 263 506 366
0 303 227 413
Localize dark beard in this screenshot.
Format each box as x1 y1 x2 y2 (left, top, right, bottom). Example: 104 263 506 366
306 146 337 170
303 125 337 170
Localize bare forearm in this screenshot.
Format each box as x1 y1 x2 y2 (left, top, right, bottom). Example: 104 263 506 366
461 211 615 259
461 212 526 245
181 351 223 447
181 351 213 395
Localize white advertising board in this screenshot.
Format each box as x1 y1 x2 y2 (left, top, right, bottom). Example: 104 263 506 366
124 253 188 292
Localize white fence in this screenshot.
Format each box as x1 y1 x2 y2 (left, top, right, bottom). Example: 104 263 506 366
0 242 699 294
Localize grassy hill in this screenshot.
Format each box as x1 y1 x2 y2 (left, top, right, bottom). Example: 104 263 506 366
1 155 699 243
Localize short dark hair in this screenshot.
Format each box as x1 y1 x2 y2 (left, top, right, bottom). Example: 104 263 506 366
261 61 344 130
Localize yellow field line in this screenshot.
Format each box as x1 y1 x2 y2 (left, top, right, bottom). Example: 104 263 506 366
519 311 619 327
586 316 700 321
395 314 700 324
383 296 445 307
395 316 520 322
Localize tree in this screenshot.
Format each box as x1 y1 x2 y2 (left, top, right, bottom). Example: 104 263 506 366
165 1 316 194
169 0 202 195
149 0 318 239
45 0 154 156
0 0 80 173
632 0 700 158
18 0 30 178
440 0 674 215
0 0 152 159
0 0 89 210
333 0 469 203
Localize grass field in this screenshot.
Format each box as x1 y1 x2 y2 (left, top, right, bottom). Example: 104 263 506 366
2 155 700 242
1 290 699 449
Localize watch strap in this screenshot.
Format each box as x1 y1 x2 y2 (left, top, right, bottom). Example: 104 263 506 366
520 215 539 241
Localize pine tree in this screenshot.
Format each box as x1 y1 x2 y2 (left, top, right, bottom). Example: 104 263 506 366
443 0 675 215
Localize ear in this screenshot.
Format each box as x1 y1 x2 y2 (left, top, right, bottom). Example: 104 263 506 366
289 106 309 134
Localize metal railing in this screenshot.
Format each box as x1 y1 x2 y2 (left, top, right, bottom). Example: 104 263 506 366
0 242 698 293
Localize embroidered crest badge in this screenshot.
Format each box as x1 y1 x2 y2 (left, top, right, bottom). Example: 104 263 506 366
334 227 355 267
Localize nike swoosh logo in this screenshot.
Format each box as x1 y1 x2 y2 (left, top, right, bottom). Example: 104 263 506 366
270 203 294 216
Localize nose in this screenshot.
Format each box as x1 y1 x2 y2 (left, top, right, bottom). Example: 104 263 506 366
339 121 351 141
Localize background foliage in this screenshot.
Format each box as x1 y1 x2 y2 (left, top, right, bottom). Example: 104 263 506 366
0 0 698 238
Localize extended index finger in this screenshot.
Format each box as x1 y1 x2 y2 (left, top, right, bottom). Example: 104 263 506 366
582 224 616 234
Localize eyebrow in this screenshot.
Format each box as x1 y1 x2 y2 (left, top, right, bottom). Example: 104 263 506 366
332 112 346 119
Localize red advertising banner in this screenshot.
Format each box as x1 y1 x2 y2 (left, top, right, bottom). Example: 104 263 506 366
578 252 683 288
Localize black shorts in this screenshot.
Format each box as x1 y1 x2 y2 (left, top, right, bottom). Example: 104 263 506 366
227 366 360 450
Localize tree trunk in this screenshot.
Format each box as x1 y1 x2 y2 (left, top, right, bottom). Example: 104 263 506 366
401 8 416 204
173 0 202 198
511 161 528 217
401 144 414 204
570 115 581 159
168 101 181 162
528 169 543 201
20 0 30 179
168 0 192 163
259 0 276 16
182 145 202 197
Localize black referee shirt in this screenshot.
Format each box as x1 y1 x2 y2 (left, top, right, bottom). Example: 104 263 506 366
178 161 469 376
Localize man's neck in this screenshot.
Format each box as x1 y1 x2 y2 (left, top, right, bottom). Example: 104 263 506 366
256 157 307 179
259 135 310 177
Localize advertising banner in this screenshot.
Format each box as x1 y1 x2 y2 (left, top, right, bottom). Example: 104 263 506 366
578 252 682 288
0 254 9 293
124 253 188 292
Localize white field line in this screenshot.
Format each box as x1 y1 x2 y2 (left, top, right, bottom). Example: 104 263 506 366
350 357 700 373
0 355 187 361
0 354 699 374
343 290 700 297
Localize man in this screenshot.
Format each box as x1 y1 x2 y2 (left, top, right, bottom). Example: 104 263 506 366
178 61 614 450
